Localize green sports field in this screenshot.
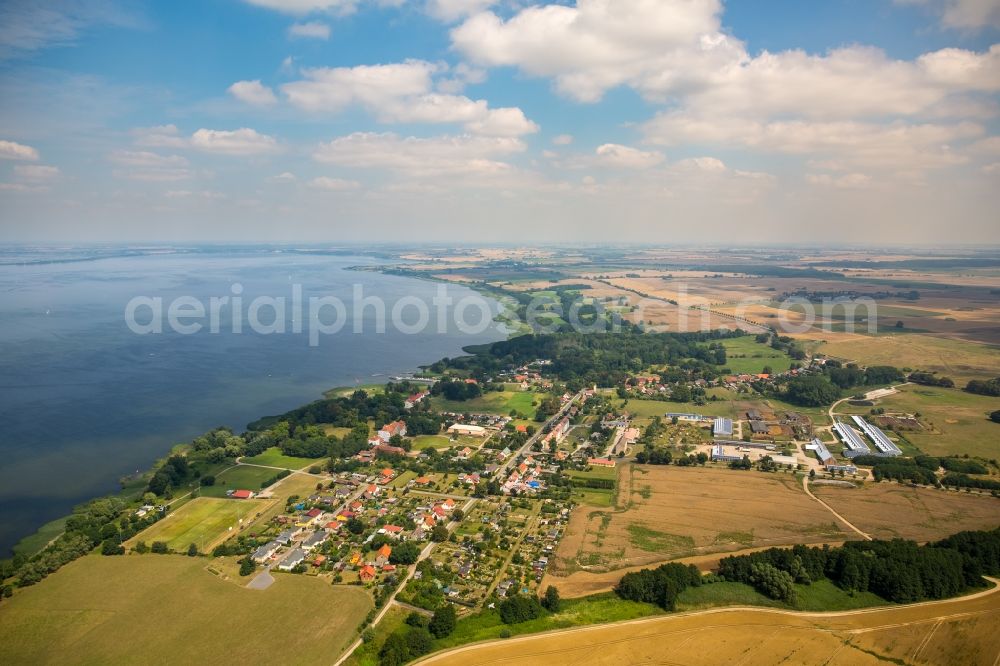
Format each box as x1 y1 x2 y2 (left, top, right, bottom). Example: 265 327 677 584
721 335 794 374
0 555 372 665
240 446 319 469
197 464 286 497
130 497 267 552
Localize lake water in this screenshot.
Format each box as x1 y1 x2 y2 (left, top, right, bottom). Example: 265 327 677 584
0 246 505 555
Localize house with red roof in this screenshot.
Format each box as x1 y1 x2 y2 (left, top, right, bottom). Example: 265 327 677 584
375 544 392 566
359 564 377 582
364 484 380 499
378 420 407 442
229 489 253 500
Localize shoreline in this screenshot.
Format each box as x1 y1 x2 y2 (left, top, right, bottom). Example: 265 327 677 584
6 257 509 560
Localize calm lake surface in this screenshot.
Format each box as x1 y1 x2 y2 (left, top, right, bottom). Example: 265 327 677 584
0 246 504 555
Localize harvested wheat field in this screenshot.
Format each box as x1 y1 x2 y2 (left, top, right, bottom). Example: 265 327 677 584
553 465 846 579
416 581 1000 666
809 483 1000 541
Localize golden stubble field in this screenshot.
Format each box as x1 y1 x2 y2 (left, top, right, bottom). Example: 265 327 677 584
415 582 1000 666
550 465 846 596
809 483 1000 541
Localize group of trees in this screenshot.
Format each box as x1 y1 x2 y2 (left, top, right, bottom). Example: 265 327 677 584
966 377 1000 397
718 529 1000 604
3 495 164 588
908 372 955 388
497 593 546 624
430 378 482 402
615 562 703 610
852 455 990 486
780 363 903 408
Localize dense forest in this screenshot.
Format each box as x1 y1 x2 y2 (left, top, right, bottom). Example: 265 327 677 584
428 328 747 388
716 529 1000 604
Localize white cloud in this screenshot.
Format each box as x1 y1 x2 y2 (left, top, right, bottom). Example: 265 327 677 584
897 0 1000 29
313 131 526 176
308 176 361 190
451 0 728 102
228 80 278 106
108 150 188 168
14 164 59 179
243 0 359 15
190 128 279 155
288 21 331 39
435 62 486 93
426 0 494 22
552 134 574 145
643 114 981 171
283 60 438 112
270 171 297 182
282 60 537 135
132 124 188 148
594 143 664 169
0 139 39 160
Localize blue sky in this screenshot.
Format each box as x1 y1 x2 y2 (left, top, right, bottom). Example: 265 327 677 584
0 0 998 244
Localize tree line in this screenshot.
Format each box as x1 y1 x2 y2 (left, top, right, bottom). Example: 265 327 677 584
718 529 1000 604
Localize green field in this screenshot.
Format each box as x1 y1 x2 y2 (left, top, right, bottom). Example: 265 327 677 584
240 447 319 470
130 497 265 552
0 555 372 665
411 435 451 451
838 385 1000 458
721 336 794 374
198 464 288 497
430 389 543 418
613 398 735 420
676 579 886 613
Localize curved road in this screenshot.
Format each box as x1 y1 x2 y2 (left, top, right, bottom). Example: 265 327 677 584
413 577 1000 665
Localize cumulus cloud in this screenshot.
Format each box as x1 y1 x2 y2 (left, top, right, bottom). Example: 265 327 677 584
594 143 664 169
283 60 438 111
313 131 525 176
288 21 331 39
228 80 278 106
552 134 574 146
190 128 279 155
0 139 39 160
129 125 279 156
282 60 537 135
308 176 361 190
451 0 729 102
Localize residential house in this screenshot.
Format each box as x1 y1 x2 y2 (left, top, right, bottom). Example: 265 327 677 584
277 548 306 571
